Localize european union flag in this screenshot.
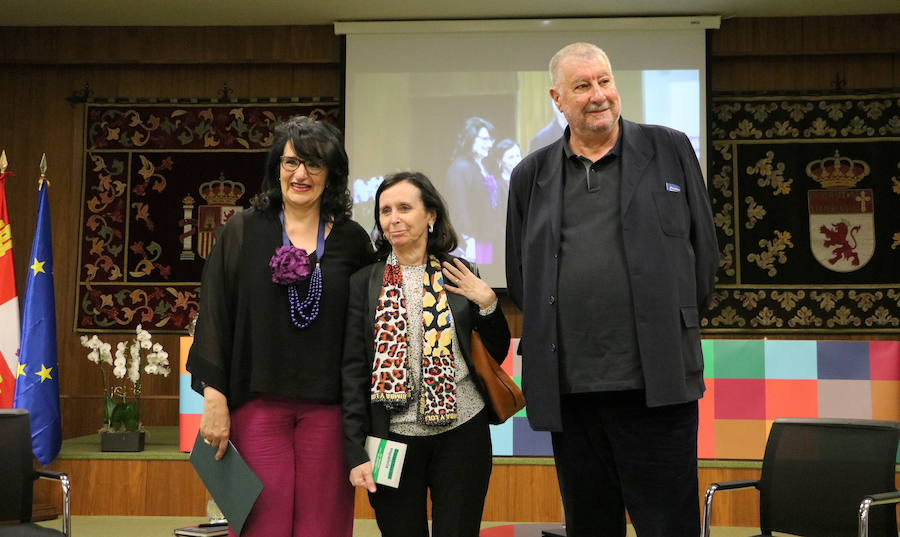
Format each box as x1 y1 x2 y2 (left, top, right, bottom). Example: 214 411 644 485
13 178 61 465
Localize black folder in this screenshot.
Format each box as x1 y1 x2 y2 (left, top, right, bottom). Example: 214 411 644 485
189 431 264 536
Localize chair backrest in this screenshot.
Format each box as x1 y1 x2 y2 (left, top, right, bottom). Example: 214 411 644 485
0 409 35 523
759 418 900 537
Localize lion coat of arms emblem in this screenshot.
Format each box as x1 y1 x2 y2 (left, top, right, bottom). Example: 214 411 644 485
806 151 874 273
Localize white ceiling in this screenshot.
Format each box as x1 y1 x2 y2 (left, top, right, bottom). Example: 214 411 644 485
2 0 899 26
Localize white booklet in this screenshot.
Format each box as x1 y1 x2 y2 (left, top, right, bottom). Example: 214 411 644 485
364 436 407 488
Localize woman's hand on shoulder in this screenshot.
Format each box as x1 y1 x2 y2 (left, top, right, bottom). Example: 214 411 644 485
200 386 230 460
350 461 377 493
441 258 496 310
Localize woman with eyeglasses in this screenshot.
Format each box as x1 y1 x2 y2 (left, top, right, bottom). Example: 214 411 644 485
187 115 374 537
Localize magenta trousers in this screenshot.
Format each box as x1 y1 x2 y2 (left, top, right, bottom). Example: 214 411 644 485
227 395 354 537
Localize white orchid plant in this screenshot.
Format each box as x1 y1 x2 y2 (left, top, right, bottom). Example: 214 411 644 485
80 324 171 432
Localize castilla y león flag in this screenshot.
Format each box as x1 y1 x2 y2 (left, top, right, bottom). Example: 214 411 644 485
0 163 20 408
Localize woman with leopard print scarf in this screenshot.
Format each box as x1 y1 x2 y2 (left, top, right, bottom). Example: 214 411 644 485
341 171 510 537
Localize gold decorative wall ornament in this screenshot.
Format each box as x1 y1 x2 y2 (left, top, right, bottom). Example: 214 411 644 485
744 197 766 229
787 306 823 328
803 117 837 137
781 101 814 122
864 306 899 327
826 306 862 328
746 151 792 195
747 230 794 277
730 119 763 139
771 290 805 310
819 100 853 121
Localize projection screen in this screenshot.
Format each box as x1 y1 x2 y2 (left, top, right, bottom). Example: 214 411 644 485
337 17 720 287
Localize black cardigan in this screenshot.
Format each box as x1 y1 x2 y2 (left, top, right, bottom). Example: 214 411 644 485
340 258 511 470
187 208 374 409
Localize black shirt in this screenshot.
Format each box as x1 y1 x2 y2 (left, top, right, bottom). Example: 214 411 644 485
187 208 374 408
557 127 644 393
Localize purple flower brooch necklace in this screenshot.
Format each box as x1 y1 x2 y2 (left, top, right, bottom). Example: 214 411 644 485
268 211 325 329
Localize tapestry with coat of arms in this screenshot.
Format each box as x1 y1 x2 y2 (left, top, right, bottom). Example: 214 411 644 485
703 91 900 335
76 101 340 332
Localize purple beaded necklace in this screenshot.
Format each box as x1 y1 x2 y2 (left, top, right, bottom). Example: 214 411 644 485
269 211 325 329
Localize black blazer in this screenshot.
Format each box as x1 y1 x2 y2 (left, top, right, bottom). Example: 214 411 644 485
340 258 511 469
506 119 719 432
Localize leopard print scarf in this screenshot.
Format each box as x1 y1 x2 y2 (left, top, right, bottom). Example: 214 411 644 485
370 252 458 426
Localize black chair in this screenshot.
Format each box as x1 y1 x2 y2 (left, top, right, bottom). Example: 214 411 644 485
0 409 70 537
702 418 900 537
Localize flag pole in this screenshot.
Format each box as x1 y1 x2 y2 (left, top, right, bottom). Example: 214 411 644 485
39 153 49 190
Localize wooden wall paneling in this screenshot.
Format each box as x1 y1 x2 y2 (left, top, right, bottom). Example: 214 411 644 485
215 65 256 96
779 55 894 91
235 64 287 96
709 57 787 92
0 26 341 65
54 108 86 408
710 15 900 92
288 64 343 97
895 53 900 88
483 464 562 522
711 17 805 57
800 16 900 56
33 459 207 516
840 55 899 90
63 352 106 408
352 462 562 522
68 459 147 515
139 398 180 426
58 397 105 437
712 16 900 57
711 54 899 93
134 63 346 98
143 460 208 516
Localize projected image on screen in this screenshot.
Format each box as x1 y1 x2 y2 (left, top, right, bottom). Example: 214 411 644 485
349 69 700 287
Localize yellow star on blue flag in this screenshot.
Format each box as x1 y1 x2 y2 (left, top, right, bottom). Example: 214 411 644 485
30 257 45 275
13 180 60 466
35 364 53 383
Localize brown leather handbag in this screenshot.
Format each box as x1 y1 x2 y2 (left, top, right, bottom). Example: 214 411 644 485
470 331 525 424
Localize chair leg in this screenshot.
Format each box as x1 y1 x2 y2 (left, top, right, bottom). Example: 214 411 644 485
60 474 71 537
701 484 719 537
857 496 870 537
